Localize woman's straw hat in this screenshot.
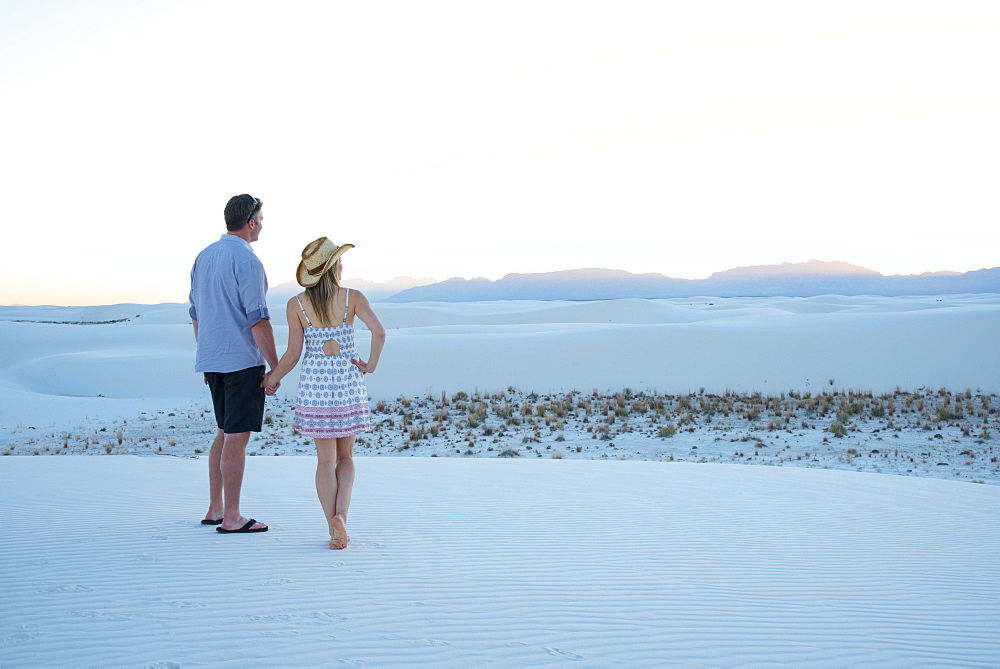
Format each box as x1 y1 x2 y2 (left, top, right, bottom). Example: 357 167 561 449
296 237 354 287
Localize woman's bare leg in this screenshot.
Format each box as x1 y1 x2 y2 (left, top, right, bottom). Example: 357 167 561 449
316 435 356 549
328 436 356 549
314 438 339 542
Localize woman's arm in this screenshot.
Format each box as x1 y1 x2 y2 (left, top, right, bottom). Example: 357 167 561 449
263 298 306 389
350 291 386 374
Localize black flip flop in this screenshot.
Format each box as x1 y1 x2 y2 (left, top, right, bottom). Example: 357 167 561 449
217 519 268 533
201 518 223 525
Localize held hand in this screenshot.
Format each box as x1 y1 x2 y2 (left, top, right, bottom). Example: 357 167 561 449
261 373 280 395
351 358 374 375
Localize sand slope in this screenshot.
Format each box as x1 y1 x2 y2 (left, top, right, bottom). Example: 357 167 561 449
1 294 998 429
1 457 997 666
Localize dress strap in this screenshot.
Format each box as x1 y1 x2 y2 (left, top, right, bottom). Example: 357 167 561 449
295 295 313 327
342 288 350 324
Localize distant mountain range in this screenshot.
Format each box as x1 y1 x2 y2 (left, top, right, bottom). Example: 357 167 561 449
376 260 1000 302
269 276 436 302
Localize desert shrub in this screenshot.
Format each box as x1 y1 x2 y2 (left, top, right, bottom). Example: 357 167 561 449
829 421 847 438
659 425 677 438
936 406 961 422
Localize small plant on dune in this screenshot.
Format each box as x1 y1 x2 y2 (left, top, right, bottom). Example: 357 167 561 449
551 449 564 459
936 406 961 422
498 448 520 458
829 421 847 438
659 425 677 438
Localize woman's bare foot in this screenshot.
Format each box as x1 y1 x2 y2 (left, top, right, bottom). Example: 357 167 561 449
329 514 349 550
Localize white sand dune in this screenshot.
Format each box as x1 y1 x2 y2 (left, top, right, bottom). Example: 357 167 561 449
2 294 998 429
1 295 998 665
1 456 997 666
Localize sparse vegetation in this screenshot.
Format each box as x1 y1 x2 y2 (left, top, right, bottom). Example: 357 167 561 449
4 389 996 484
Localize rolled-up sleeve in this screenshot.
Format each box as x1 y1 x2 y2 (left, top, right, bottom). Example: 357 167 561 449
188 265 199 321
236 258 270 327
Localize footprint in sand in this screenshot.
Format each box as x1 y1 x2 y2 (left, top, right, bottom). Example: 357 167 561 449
313 611 347 623
33 584 92 594
240 578 293 591
261 630 300 638
155 599 206 609
412 639 453 647
1 629 38 648
544 647 584 661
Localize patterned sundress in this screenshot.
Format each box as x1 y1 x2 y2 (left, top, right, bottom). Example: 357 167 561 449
293 289 371 438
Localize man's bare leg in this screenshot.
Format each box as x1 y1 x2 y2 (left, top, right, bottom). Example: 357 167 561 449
204 429 225 522
219 431 266 531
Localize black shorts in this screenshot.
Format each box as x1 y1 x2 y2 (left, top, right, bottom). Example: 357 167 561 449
204 366 266 434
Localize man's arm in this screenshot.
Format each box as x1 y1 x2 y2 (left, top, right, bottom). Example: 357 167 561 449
192 319 198 340
251 317 279 370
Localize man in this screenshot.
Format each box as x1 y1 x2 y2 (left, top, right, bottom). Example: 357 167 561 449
189 193 279 533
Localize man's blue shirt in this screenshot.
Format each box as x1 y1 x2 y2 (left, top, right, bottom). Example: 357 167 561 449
189 234 270 373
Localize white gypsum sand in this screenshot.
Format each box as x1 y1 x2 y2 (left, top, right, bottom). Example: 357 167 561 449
2 295 998 418
0 456 998 666
1 295 998 483
1 295 999 664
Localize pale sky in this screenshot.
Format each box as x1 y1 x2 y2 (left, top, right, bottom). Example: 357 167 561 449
2 0 998 305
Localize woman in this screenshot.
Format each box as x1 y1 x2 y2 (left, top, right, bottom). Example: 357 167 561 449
264 237 386 549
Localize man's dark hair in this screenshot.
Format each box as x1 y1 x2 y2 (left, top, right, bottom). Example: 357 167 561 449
224 194 263 231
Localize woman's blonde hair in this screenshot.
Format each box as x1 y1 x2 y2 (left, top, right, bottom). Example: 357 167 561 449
304 259 341 327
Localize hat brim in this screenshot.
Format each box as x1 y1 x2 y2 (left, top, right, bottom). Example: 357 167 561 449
296 243 354 287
